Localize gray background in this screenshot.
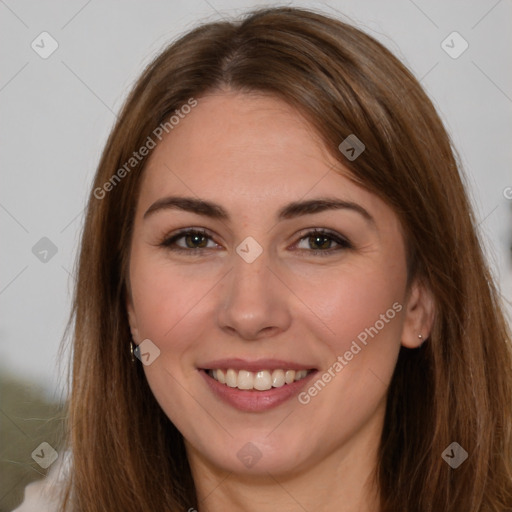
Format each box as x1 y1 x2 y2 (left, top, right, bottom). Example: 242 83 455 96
1 0 511 408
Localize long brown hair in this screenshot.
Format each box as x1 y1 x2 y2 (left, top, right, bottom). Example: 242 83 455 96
60 6 512 511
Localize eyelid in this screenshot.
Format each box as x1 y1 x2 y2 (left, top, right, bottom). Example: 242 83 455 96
292 228 353 254
159 227 219 250
158 227 353 254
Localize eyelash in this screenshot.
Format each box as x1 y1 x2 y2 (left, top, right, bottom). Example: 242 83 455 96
158 228 353 256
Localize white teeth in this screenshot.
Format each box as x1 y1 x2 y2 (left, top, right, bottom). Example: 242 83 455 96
226 369 237 387
254 370 272 391
295 370 308 381
208 368 311 390
285 370 295 384
237 370 253 390
217 368 226 384
271 369 285 388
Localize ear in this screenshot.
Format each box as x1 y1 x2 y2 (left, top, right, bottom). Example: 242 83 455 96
401 278 435 348
126 296 141 343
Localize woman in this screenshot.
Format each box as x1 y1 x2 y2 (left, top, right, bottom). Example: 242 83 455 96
16 6 512 512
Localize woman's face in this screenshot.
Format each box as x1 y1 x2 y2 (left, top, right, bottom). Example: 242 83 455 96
127 92 431 478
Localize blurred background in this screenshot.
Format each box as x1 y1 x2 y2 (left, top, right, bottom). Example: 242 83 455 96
1 0 511 510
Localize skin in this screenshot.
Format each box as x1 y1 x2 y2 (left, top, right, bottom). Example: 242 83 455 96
126 91 435 512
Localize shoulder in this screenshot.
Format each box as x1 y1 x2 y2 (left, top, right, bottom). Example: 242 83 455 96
12 450 72 512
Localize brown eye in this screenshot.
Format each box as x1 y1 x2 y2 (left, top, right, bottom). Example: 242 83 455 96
295 229 352 255
308 233 333 250
182 231 209 249
159 228 352 257
160 229 217 252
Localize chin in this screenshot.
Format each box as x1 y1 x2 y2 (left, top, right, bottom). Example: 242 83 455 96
188 430 316 477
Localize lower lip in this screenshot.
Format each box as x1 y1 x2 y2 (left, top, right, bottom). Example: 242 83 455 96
200 369 317 412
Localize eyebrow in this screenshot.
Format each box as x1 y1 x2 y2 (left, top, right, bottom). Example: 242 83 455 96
143 195 376 227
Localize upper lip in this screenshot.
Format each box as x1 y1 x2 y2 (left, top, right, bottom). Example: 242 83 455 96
199 358 316 372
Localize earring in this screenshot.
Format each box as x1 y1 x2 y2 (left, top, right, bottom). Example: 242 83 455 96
418 334 424 344
130 341 136 363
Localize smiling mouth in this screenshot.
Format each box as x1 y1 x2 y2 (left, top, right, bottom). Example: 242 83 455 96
206 368 315 391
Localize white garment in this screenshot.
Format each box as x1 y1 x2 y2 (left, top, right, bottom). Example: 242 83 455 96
12 450 71 512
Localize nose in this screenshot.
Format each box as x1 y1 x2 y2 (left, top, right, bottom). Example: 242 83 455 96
216 249 292 341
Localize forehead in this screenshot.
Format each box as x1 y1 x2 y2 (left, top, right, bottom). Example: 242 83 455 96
136 92 389 222
145 92 331 180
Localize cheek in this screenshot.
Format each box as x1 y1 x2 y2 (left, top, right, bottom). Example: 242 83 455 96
292 261 406 352
130 255 213 342
287 259 407 413
129 256 212 425
291 267 404 429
